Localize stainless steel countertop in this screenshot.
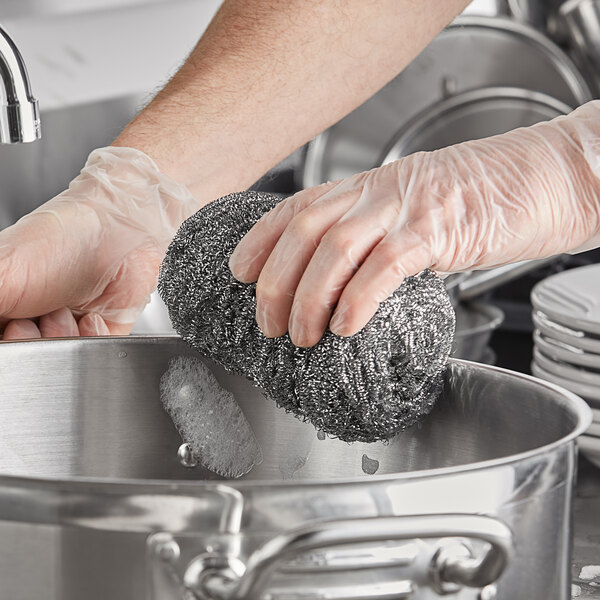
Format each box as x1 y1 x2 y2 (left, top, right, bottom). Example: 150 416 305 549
572 456 600 598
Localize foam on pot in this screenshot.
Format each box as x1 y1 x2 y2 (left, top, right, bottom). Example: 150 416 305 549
160 355 262 478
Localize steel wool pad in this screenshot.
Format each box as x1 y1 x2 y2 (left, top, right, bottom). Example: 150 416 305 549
158 191 456 443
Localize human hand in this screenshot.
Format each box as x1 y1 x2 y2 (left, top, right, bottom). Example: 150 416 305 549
229 101 600 347
0 146 196 340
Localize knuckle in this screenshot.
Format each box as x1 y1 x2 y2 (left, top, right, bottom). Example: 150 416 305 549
376 240 401 265
256 278 291 308
287 209 319 239
262 197 292 223
320 224 356 256
376 242 413 280
291 181 335 211
379 236 431 278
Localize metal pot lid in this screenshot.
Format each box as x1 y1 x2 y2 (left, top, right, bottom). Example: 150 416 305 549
301 15 591 188
380 87 572 163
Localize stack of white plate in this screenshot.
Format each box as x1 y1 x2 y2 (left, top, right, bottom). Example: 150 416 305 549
531 264 600 468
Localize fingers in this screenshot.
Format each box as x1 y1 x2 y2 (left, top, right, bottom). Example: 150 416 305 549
40 307 79 337
2 309 79 340
254 186 360 339
229 181 338 283
2 319 41 340
1 311 114 340
288 216 396 346
78 313 112 336
329 231 431 337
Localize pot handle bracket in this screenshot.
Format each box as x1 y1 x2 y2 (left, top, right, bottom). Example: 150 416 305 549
148 512 513 600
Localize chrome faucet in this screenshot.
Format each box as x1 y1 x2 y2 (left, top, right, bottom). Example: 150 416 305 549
0 25 40 143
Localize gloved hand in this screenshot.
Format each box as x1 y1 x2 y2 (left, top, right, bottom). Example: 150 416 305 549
229 100 600 348
0 146 197 340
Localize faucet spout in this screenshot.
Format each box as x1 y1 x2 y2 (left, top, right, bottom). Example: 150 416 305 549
0 26 40 143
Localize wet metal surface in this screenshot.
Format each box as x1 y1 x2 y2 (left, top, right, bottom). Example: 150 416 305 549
573 456 600 599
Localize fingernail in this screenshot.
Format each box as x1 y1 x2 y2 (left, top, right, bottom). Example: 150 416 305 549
228 250 245 279
329 306 349 336
289 307 310 347
228 246 252 280
55 307 78 336
291 324 310 347
256 299 276 338
229 246 262 283
4 319 41 340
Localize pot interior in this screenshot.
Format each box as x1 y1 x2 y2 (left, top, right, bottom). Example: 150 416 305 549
0 337 588 483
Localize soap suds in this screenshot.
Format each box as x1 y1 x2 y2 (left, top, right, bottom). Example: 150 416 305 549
160 356 262 478
579 565 600 580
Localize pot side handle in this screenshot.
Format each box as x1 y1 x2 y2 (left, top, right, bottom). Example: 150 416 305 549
186 513 513 599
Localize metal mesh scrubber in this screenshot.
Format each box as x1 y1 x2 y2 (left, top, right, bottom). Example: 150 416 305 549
158 191 456 443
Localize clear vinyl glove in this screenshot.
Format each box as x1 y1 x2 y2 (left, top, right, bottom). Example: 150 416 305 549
0 146 197 340
229 100 600 348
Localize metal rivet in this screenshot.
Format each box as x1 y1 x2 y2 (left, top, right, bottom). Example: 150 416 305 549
184 553 247 596
152 533 181 564
479 584 498 600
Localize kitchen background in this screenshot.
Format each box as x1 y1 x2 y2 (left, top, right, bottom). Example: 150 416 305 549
0 0 599 598
0 0 598 363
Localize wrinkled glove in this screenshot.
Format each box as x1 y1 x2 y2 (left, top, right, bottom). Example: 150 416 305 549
0 146 197 340
229 100 600 347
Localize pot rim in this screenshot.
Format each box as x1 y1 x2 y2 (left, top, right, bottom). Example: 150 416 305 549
0 336 592 492
454 302 505 337
379 86 573 166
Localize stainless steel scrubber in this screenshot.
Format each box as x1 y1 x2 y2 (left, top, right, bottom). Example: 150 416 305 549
158 191 455 443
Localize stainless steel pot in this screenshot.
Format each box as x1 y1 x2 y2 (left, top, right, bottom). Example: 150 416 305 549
560 0 600 94
380 87 572 163
0 337 590 600
506 0 566 33
453 302 504 362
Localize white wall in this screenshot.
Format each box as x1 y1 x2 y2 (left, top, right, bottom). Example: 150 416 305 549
3 0 222 111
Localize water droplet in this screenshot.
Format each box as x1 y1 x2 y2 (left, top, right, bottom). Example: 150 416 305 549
177 443 197 468
117 351 127 358
361 454 379 475
279 454 308 479
317 430 326 441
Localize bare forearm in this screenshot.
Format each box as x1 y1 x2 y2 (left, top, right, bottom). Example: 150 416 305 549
114 0 469 203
